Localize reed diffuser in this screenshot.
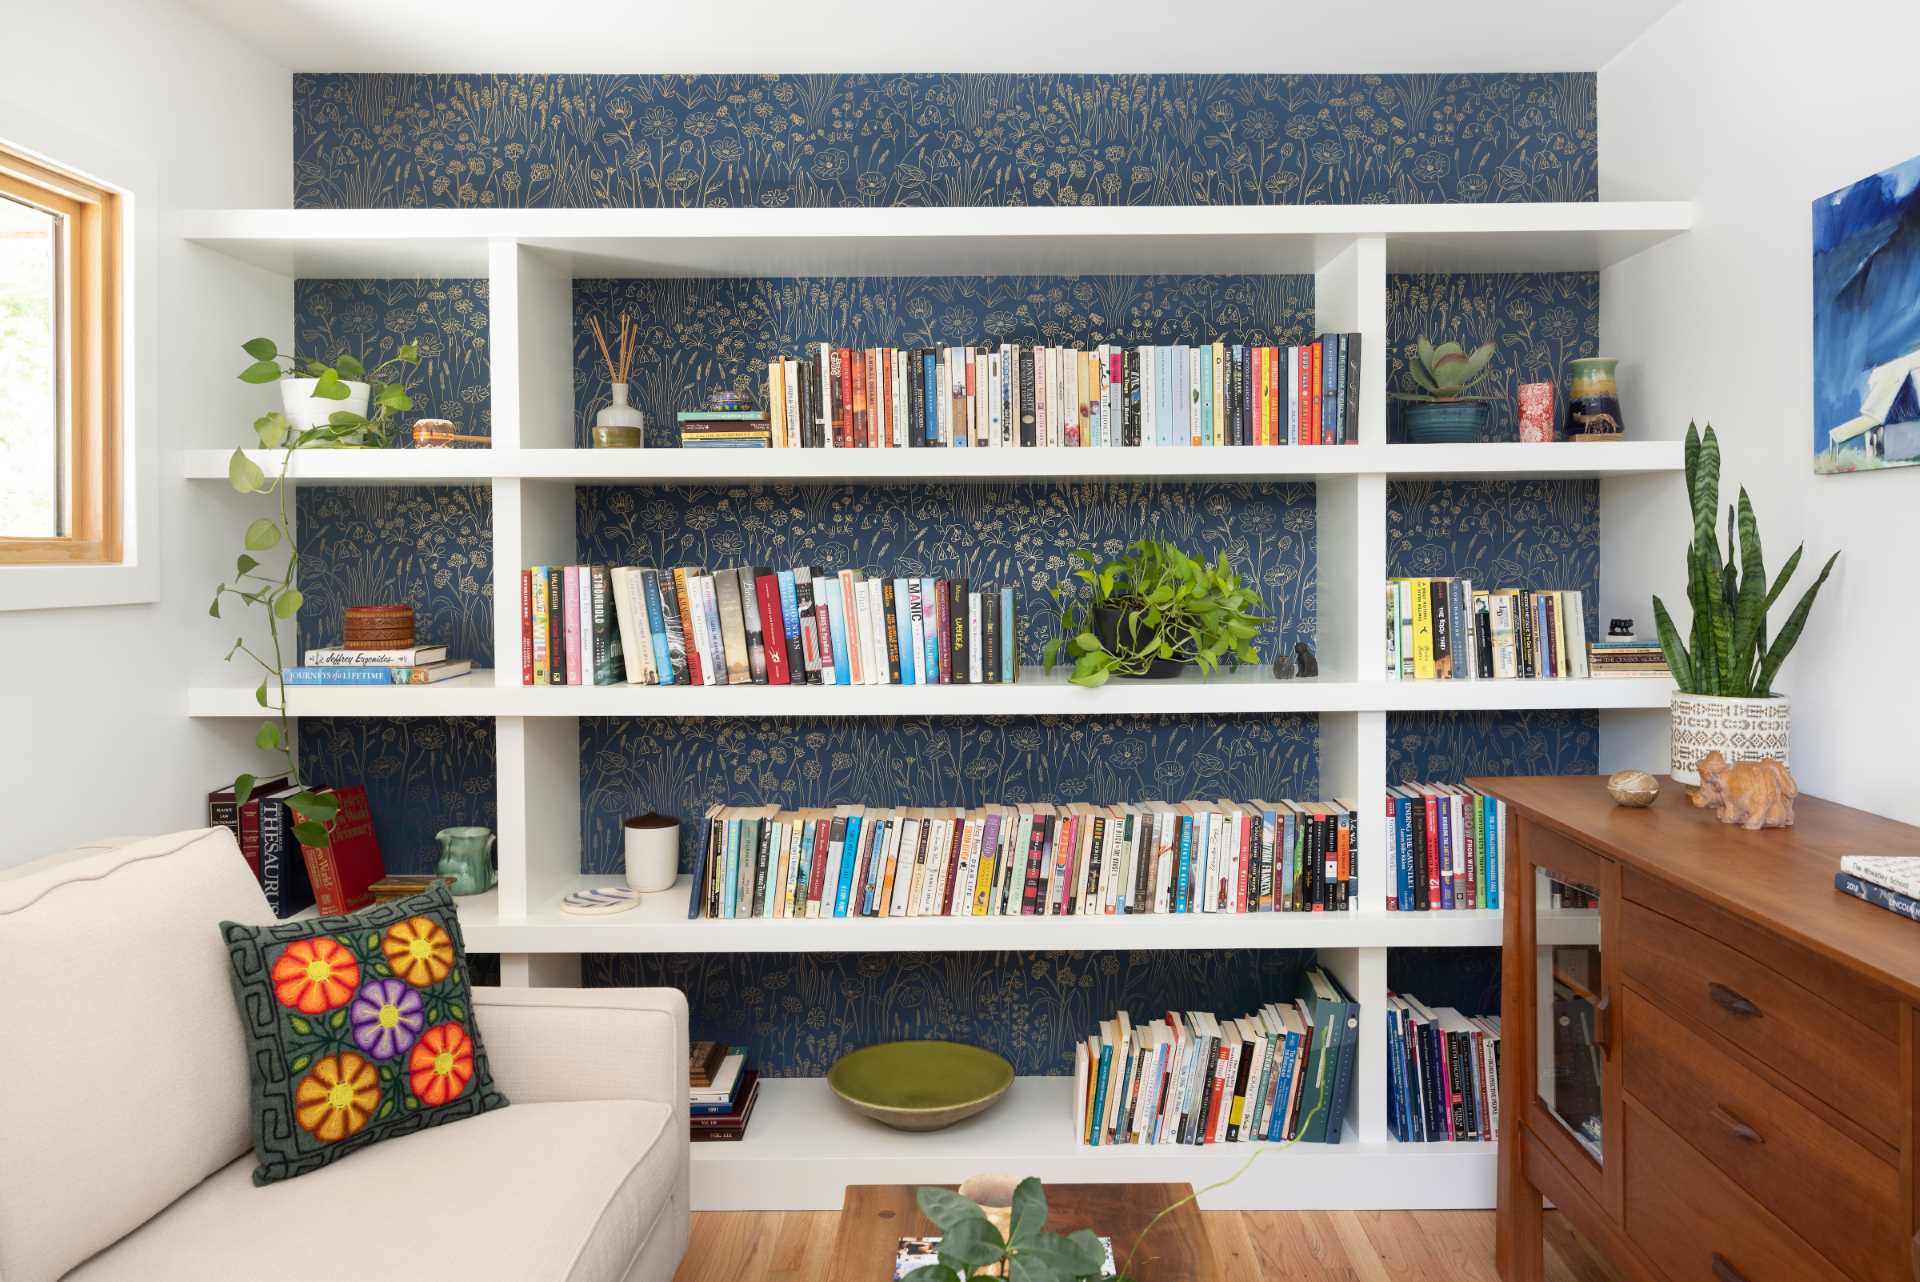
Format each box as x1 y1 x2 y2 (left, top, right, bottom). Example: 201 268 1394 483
589 312 645 448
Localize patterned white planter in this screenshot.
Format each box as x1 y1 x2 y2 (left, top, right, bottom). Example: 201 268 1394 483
1669 692 1791 785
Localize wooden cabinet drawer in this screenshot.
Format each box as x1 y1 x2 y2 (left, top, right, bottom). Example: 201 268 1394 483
1618 898 1900 1132
1621 989 1904 1281
1625 1099 1849 1282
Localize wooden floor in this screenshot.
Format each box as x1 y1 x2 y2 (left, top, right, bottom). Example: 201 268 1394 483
673 1209 1620 1281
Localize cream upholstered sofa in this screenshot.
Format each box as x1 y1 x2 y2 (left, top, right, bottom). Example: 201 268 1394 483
0 828 690 1282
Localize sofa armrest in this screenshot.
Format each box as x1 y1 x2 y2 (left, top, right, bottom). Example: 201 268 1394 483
472 986 688 1114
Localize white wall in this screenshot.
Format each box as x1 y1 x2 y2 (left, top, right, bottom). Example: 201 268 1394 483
0 0 291 861
1598 0 1920 822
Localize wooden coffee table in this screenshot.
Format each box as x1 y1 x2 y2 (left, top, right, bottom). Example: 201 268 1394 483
829 1182 1214 1282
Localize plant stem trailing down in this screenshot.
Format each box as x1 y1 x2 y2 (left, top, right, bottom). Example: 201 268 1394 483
214 336 419 842
1043 539 1266 688
1652 421 1838 698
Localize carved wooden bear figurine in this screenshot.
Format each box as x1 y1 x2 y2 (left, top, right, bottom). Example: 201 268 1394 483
1690 752 1797 829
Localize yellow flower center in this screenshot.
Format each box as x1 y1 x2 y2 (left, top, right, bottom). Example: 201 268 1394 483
408 937 436 962
378 1003 400 1029
433 1050 455 1076
305 958 334 984
327 1081 356 1111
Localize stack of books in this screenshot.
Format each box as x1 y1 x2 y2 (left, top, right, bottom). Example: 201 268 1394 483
677 409 770 449
1587 636 1671 678
758 336 1362 449
1386 993 1501 1143
519 563 1020 688
690 798 1360 921
205 780 386 918
1385 784 1506 911
1835 855 1920 922
1385 580 1591 680
282 644 472 685
1074 966 1359 1147
689 1041 759 1142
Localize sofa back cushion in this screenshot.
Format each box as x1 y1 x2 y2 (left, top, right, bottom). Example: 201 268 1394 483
0 828 271 1282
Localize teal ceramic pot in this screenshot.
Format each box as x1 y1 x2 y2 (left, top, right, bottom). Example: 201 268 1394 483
1405 401 1491 443
434 826 497 896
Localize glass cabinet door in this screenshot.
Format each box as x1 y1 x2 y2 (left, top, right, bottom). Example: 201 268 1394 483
1534 865 1606 1165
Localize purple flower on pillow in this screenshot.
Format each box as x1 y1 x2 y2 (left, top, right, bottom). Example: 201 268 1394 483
348 977 426 1060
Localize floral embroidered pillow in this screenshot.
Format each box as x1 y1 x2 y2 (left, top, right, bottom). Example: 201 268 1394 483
221 882 508 1184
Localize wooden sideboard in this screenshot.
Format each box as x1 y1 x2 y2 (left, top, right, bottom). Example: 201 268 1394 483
1474 775 1920 1282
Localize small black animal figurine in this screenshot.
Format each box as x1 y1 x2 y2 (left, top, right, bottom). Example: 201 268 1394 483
1294 641 1318 678
1608 617 1635 637
1271 651 1295 679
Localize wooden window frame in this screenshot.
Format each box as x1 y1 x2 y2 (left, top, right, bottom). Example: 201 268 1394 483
0 144 121 565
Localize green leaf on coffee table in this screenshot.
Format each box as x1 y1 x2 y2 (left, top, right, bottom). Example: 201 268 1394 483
934 1218 1004 1270
916 1187 988 1233
901 1265 959 1282
1007 1177 1047 1247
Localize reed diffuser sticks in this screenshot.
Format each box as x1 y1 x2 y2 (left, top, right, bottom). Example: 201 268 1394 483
588 313 635 386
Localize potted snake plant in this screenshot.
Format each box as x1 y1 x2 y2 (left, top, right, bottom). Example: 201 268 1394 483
1394 336 1496 443
1654 422 1838 783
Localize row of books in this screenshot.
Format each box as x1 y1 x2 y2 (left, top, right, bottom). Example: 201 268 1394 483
1386 993 1502 1143
756 336 1363 450
205 779 387 917
518 563 1021 688
689 1041 758 1142
1385 581 1593 680
281 644 472 686
1074 967 1360 1147
689 798 1362 921
1835 855 1920 924
1386 784 1506 912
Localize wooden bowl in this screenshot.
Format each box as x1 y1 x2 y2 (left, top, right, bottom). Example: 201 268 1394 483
827 1040 1014 1132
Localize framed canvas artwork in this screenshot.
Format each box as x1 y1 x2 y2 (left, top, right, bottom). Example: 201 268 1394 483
1812 151 1920 474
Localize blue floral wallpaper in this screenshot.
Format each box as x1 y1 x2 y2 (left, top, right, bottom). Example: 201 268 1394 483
293 73 1595 210
286 70 1605 1072
588 949 1317 1077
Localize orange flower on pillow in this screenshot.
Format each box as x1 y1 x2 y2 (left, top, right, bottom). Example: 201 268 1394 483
383 916 454 988
408 1022 475 1107
293 1052 380 1142
270 936 361 1014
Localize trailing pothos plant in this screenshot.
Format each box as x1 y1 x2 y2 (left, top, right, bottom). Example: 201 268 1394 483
214 337 419 843
1652 422 1838 698
906 1098 1324 1282
1043 539 1266 687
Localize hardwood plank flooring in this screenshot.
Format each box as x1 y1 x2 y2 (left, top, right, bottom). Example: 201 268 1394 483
674 1210 1615 1282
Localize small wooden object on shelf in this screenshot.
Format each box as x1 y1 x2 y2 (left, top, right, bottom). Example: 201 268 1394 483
1605 769 1660 807
343 604 414 650
411 419 489 448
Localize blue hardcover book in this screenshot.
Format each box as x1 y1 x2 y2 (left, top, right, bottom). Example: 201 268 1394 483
281 666 395 685
1321 334 1338 444
1154 346 1173 446
1267 1029 1300 1140
721 819 741 920
1174 814 1193 913
640 568 674 685
1836 872 1920 921
920 577 940 680
1000 589 1016 682
1318 970 1360 1143
894 578 917 684
1333 333 1349 444
824 580 852 686
923 352 939 445
1485 797 1501 910
1385 1010 1404 1140
1088 1041 1112 1146
833 813 862 918
860 817 888 914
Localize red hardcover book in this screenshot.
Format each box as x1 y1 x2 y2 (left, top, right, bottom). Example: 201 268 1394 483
753 573 790 684
834 348 854 448
938 817 966 916
518 568 534 686
806 817 832 913
1202 1039 1231 1143
879 348 894 448
1236 813 1253 913
850 348 869 449
297 785 386 915
934 581 952 683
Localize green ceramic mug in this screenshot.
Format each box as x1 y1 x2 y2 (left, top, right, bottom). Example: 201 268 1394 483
434 826 497 896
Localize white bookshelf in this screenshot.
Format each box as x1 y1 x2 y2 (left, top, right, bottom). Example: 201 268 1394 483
179 201 1688 1210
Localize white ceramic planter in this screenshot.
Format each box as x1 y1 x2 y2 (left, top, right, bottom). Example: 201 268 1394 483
280 377 370 430
1669 691 1791 784
623 814 681 892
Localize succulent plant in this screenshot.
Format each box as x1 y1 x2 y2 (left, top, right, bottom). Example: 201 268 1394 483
1396 336 1497 402
1652 422 1838 698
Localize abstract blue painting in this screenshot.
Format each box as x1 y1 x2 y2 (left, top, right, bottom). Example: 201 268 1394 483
1812 151 1920 474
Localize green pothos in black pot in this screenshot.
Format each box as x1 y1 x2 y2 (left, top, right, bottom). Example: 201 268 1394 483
1043 539 1266 687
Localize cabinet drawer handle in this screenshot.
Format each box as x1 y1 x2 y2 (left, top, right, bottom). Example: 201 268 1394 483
1708 1105 1762 1145
1709 1252 1747 1282
1591 990 1613 1056
1707 982 1761 1018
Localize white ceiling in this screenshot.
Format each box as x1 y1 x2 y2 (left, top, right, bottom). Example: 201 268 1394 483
183 0 1681 75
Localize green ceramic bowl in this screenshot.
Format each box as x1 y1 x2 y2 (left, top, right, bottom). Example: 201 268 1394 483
827 1040 1014 1132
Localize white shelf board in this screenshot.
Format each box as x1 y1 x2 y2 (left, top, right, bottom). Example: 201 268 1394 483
186 440 1684 486
174 203 1692 279
186 670 1674 718
451 875 1509 953
689 1076 1495 1210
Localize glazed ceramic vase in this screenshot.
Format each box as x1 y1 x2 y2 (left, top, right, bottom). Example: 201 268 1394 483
1405 400 1490 443
1564 358 1624 440
434 826 497 896
1669 692 1791 785
1517 382 1555 442
593 382 646 448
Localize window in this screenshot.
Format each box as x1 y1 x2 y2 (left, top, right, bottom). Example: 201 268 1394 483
0 143 120 564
